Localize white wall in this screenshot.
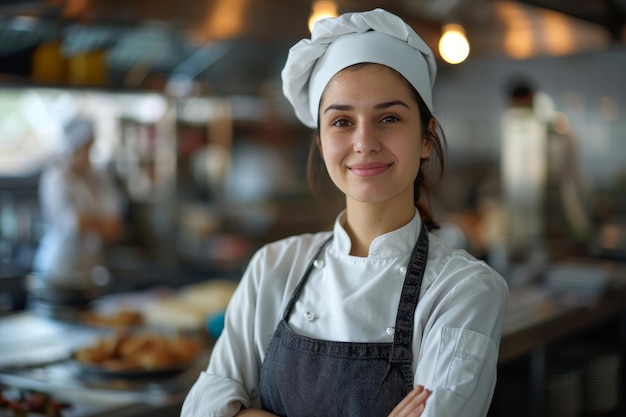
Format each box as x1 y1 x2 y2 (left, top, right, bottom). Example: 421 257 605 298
433 45 626 189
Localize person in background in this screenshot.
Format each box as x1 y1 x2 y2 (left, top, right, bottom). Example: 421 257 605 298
33 117 123 286
500 81 548 264
181 8 508 417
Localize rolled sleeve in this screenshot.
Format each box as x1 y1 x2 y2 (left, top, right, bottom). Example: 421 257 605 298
181 372 250 417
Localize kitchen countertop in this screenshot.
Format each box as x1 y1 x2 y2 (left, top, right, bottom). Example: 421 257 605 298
0 312 210 417
499 261 626 363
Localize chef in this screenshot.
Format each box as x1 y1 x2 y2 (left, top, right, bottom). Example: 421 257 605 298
33 117 123 287
181 8 508 417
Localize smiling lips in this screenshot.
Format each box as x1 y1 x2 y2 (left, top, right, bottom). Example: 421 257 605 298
348 162 392 177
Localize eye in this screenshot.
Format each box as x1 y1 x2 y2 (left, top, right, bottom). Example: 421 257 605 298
331 117 352 127
381 115 400 124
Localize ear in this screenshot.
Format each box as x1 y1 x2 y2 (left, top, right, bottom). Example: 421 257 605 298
420 119 436 159
316 133 323 157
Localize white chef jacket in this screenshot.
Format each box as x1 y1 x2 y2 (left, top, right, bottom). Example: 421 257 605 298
33 162 122 283
181 210 509 417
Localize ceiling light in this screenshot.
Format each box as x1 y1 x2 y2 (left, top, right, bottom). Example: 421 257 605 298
308 1 338 33
438 23 470 64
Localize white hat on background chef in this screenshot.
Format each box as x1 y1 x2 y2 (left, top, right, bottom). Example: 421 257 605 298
281 8 437 129
61 117 95 155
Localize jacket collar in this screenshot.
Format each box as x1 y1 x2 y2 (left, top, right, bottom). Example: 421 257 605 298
332 208 423 258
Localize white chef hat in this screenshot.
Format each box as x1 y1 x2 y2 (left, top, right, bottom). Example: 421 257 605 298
61 117 94 155
282 8 437 129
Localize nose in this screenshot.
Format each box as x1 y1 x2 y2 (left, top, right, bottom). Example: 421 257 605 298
353 122 381 154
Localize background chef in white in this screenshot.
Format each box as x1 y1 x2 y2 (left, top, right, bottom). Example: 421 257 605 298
33 117 124 287
181 8 508 417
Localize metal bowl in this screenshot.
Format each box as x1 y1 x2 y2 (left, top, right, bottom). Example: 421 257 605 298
25 270 108 307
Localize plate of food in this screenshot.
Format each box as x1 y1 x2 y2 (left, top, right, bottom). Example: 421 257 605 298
80 308 145 329
73 330 205 378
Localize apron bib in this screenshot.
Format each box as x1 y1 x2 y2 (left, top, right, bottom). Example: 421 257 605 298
259 223 429 417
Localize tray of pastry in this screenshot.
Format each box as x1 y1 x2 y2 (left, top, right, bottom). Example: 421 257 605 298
72 330 205 378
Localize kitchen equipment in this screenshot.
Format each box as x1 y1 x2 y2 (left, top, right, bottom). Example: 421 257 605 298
26 269 110 301
24 271 109 322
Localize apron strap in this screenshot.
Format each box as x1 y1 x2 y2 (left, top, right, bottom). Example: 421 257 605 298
282 235 334 321
390 222 429 364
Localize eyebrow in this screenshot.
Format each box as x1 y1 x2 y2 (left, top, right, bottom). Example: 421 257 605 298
323 100 410 114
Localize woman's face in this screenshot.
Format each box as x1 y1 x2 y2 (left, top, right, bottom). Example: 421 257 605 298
70 140 93 172
318 64 432 207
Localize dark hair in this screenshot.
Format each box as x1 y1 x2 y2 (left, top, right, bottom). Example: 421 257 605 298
506 77 535 105
306 64 447 231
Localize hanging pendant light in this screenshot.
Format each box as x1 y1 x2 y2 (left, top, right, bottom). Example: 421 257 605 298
308 0 338 33
439 23 470 64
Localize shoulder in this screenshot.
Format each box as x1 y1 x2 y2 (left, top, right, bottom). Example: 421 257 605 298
236 231 333 317
243 232 333 291
40 164 67 183
426 233 508 299
251 231 333 267
39 165 75 196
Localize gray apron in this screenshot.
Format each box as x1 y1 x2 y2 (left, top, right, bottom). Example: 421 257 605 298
259 223 429 417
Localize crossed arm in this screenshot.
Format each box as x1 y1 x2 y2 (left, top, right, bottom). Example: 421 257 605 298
234 385 431 417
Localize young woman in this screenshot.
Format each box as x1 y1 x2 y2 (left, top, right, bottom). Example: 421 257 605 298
181 8 508 417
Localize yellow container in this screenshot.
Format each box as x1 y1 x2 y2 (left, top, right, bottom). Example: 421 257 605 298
32 40 67 84
67 49 108 86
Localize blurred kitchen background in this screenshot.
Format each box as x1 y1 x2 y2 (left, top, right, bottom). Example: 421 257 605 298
0 0 625 416
0 0 623 295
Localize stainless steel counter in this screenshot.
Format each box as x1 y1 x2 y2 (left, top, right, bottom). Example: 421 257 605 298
0 312 209 417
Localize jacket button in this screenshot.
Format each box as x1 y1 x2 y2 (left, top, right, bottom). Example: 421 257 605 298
386 327 395 336
313 260 325 269
399 266 407 275
304 311 316 321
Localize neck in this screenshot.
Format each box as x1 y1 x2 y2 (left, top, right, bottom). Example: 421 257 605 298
69 159 92 175
343 199 415 257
